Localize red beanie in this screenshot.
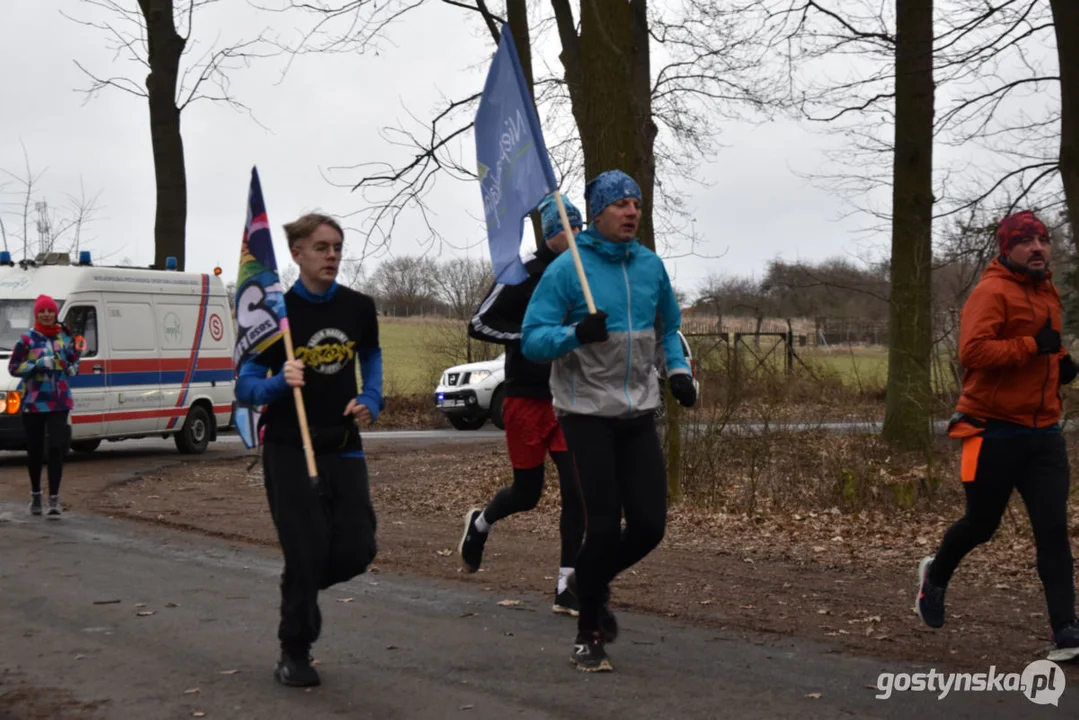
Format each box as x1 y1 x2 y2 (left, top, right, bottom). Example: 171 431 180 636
997 210 1048 256
34 295 58 315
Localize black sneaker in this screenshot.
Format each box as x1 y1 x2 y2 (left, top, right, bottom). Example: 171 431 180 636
274 651 321 687
458 508 488 573
553 586 579 616
571 631 612 672
566 571 618 642
916 556 946 629
1049 621 1079 663
29 494 42 516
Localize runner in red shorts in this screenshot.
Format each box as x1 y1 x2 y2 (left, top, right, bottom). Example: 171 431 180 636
458 194 584 616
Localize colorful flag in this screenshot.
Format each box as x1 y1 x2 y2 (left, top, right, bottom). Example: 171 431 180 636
232 167 289 449
474 24 558 285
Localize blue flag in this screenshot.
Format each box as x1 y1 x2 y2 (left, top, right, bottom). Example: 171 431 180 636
232 167 290 450
474 24 558 285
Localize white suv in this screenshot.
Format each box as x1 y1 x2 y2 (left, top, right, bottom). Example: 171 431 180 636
434 354 506 431
434 332 700 431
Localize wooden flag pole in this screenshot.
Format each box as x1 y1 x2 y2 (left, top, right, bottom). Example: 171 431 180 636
282 330 319 486
551 190 596 314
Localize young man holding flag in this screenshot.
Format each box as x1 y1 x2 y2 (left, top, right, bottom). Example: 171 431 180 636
234 195 382 687
460 194 585 616
522 170 697 672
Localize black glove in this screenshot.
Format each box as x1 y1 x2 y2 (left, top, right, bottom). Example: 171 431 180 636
1061 355 1078 385
668 373 697 408
1035 320 1061 355
575 311 609 345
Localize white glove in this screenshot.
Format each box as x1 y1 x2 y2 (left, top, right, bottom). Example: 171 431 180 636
65 364 78 377
40 357 55 371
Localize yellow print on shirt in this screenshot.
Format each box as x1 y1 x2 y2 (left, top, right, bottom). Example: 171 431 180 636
296 328 356 374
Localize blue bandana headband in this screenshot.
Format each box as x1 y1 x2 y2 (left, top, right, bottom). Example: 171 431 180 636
538 194 582 241
585 170 642 219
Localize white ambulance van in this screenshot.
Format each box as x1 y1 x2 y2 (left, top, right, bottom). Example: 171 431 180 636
0 251 235 454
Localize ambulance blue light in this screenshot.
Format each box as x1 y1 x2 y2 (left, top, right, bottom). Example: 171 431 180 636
165 256 178 271
78 251 92 265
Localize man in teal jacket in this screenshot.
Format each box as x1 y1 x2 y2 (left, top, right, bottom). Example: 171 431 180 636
521 169 696 672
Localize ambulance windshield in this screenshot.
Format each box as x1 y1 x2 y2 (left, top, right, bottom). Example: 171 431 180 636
0 300 35 355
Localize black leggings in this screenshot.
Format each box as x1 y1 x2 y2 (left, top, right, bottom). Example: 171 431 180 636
559 412 667 634
929 432 1076 632
264 443 378 655
22 411 69 496
483 451 584 567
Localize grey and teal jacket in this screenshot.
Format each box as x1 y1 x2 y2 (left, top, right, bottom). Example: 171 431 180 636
520 227 690 417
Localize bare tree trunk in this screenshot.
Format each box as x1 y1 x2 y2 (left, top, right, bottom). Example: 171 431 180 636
1050 0 1079 235
882 0 935 451
628 0 658 253
564 0 657 250
140 0 187 270
506 0 546 253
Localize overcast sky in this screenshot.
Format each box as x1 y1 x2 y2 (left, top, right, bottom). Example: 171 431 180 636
0 1 940 298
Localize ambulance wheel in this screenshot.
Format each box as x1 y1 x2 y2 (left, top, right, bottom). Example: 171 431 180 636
70 439 101 453
175 406 211 454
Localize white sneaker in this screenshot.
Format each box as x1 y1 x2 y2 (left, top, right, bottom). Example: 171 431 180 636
46 496 62 518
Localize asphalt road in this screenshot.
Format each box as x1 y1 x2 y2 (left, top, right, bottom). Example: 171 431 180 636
8 414 1033 467
0 428 505 467
0 505 1072 719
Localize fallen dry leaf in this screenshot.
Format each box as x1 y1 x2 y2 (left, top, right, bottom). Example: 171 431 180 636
184 688 200 695
218 670 239 676
497 600 521 607
807 693 821 699
436 549 452 557
193 713 206 718
136 611 155 617
337 598 354 603
134 603 147 608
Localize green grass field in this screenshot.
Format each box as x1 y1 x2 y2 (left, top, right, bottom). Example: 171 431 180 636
379 321 438 395
379 320 954 395
690 339 957 393
379 319 504 395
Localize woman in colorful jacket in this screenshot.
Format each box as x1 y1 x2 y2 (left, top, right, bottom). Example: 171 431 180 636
7 294 80 517
521 170 697 672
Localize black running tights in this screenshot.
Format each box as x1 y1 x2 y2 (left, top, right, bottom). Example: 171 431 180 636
483 452 584 567
22 411 69 496
559 412 667 635
929 432 1075 632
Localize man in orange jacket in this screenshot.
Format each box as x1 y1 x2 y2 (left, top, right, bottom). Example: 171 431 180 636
916 210 1079 662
